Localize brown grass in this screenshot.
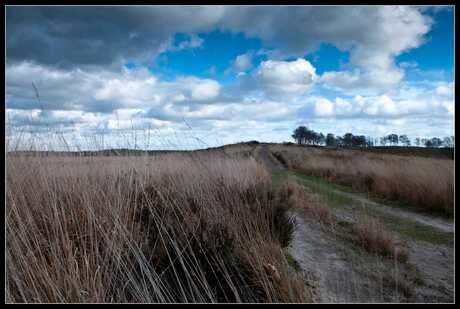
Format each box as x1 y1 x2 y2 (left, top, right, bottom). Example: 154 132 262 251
6 152 310 303
269 145 454 216
276 177 406 266
279 180 335 226
353 214 408 262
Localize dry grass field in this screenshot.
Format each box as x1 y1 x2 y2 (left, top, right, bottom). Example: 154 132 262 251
269 144 454 217
6 151 311 303
5 142 454 303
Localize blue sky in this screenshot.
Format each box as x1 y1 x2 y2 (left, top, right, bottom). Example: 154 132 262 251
152 31 265 82
397 8 454 72
152 8 453 81
6 6 455 150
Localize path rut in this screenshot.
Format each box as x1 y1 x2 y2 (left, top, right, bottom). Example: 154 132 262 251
328 190 454 233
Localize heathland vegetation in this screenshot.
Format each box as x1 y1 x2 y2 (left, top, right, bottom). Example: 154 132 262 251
270 143 454 217
6 129 454 303
6 152 313 302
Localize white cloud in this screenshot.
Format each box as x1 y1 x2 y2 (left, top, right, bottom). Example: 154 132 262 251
225 52 254 75
148 98 294 124
314 98 334 116
218 6 431 91
435 82 454 97
233 53 253 72
362 95 398 116
306 82 455 119
442 100 454 115
93 69 160 106
6 6 454 150
6 62 223 115
171 34 204 51
254 58 317 97
7 6 439 102
8 6 434 100
334 97 354 115
320 65 405 95
181 77 221 101
6 59 454 149
302 6 431 95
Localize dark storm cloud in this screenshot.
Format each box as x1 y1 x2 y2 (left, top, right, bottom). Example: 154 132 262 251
7 6 432 71
6 6 223 69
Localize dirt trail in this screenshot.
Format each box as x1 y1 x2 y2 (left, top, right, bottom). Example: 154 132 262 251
255 145 454 303
329 190 454 234
254 145 286 172
409 241 454 302
288 211 401 302
257 145 387 302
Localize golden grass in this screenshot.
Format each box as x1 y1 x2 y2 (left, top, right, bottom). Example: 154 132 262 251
269 145 454 216
278 176 408 263
6 152 310 303
353 214 409 262
279 180 335 226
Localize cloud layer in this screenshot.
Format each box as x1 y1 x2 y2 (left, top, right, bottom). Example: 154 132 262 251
5 5 454 150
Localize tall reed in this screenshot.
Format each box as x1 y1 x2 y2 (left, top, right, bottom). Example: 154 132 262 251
6 151 309 303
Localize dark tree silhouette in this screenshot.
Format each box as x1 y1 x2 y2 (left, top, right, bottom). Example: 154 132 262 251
443 136 454 148
399 135 410 147
306 130 317 145
424 139 433 147
387 134 399 146
429 137 443 148
336 136 343 146
380 136 388 146
289 127 444 149
292 126 309 145
343 133 353 147
353 135 367 147
325 133 336 146
318 133 325 145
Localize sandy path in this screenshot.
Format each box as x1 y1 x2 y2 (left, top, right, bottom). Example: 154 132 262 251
330 190 454 234
288 211 399 302
409 240 454 302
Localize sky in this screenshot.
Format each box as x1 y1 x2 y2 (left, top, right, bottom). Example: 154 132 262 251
5 5 455 150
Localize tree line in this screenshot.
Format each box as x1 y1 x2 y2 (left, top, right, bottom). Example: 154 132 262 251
292 126 454 148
